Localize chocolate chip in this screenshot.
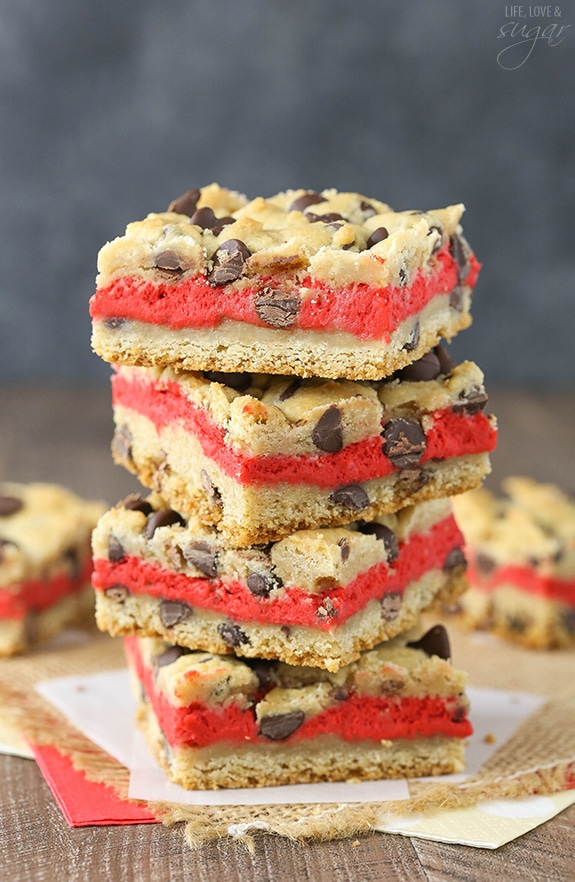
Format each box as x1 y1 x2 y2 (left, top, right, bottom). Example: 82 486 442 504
155 646 186 668
330 484 369 511
306 211 346 224
452 387 488 415
0 538 17 562
153 250 186 273
338 537 350 562
108 536 125 563
0 496 23 517
357 523 399 563
507 614 529 634
104 585 129 602
113 426 133 462
121 493 154 516
561 609 575 635
204 371 252 393
103 317 126 330
397 468 431 493
247 569 282 598
427 224 444 252
190 206 219 229
183 541 218 578
397 350 442 382
398 266 408 287
381 592 402 621
444 547 467 572
316 597 338 621
168 188 201 216
278 378 303 401
259 710 305 740
475 552 497 576
312 406 343 453
208 239 251 286
450 233 471 281
382 418 426 468
245 658 277 688
366 227 389 248
402 322 420 352
159 600 192 627
145 508 186 539
64 548 81 580
332 686 349 702
254 288 300 328
449 286 465 312
360 200 377 218
211 216 236 236
218 622 249 647
289 192 326 212
434 344 456 376
407 624 451 660
200 470 222 508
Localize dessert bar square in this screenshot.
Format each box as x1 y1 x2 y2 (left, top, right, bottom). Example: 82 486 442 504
0 483 105 655
92 493 468 671
125 625 472 789
90 184 481 381
452 477 575 649
110 346 497 545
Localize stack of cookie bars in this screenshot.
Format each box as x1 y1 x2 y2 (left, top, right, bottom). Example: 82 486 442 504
89 185 497 788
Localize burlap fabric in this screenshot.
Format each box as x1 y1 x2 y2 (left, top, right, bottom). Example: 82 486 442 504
0 622 573 849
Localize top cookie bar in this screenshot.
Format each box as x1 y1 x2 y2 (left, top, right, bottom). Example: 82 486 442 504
90 184 481 380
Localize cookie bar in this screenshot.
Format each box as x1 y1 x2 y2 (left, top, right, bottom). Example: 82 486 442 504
90 184 481 381
110 346 497 545
451 477 575 649
92 493 467 670
125 624 472 789
0 483 105 655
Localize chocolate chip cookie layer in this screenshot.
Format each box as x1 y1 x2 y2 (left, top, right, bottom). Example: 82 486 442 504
0 483 105 655
109 348 497 545
92 493 468 670
90 184 481 380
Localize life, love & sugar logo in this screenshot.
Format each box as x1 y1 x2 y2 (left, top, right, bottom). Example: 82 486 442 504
497 5 570 69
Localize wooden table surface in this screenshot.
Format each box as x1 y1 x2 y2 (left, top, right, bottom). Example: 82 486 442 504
1 384 574 882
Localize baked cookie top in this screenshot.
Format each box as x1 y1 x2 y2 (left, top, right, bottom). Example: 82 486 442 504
136 624 467 713
0 482 105 587
96 183 472 291
453 477 575 578
93 492 452 596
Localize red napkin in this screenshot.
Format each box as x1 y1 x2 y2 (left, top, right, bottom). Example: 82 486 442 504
30 743 157 827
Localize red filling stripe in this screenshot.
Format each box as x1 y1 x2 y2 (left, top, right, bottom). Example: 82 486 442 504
111 371 497 488
468 561 575 606
126 637 472 748
0 557 93 620
93 515 463 629
90 247 480 340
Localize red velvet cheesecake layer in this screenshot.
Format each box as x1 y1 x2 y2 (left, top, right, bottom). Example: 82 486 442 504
91 246 480 340
468 561 575 607
0 558 93 620
111 371 497 488
126 637 472 749
93 515 463 630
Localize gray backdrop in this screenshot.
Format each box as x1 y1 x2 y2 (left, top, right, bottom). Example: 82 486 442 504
0 0 573 385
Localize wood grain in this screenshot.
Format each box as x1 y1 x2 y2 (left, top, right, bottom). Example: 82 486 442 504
0 384 574 881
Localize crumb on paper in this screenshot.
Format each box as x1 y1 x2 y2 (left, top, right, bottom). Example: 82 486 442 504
483 733 497 744
352 840 361 847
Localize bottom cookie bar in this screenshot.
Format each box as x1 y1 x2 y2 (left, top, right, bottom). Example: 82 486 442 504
126 626 472 789
452 478 575 649
0 482 105 655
